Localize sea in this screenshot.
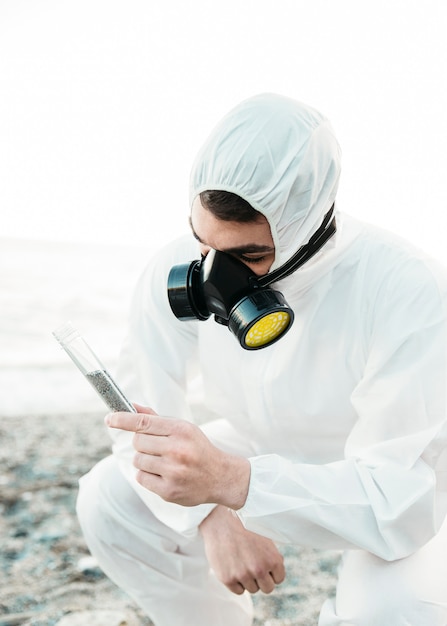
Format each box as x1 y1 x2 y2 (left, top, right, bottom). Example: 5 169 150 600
4 229 447 419
0 237 153 417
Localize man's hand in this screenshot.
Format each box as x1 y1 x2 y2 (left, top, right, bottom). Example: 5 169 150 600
105 404 251 509
200 505 285 595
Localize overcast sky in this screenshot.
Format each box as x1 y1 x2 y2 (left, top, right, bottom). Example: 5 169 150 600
1 0 446 259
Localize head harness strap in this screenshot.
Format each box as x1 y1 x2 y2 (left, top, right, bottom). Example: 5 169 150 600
258 204 336 287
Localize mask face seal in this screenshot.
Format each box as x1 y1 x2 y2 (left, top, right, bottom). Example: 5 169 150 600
167 205 336 350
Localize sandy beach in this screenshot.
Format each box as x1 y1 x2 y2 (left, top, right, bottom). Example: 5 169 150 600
0 410 341 626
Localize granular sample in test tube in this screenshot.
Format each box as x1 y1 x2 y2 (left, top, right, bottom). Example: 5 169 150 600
85 370 135 412
52 323 136 413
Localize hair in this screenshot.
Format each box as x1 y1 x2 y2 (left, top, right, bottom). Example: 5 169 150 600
199 190 263 223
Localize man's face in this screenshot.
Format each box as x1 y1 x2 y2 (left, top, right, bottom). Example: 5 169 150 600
189 196 275 276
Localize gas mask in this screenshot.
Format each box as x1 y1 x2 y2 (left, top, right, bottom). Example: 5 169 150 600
167 206 336 350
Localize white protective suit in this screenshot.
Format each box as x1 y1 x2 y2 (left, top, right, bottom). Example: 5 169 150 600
77 94 447 625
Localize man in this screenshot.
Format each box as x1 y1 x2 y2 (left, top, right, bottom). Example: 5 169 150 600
77 93 447 625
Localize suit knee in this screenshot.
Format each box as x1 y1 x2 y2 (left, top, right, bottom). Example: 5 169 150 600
76 455 124 543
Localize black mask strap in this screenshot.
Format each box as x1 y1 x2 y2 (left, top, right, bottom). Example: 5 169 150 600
257 204 336 287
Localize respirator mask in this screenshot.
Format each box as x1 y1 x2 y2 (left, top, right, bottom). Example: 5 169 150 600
167 206 336 350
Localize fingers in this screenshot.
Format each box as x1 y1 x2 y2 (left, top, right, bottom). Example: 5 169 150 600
243 571 277 594
133 431 166 455
254 572 276 594
105 409 173 436
135 467 164 494
224 570 280 595
133 450 163 474
226 581 246 595
133 403 158 415
271 561 286 585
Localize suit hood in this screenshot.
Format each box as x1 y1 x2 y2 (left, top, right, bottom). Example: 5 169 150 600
189 93 341 271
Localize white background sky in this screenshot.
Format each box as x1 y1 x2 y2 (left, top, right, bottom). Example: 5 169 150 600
1 0 446 258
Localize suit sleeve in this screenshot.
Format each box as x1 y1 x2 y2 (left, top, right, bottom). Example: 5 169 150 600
237 259 447 560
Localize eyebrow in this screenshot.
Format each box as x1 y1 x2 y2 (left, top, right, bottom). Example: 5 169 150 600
188 217 274 255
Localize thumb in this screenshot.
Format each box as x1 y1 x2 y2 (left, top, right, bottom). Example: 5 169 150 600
133 402 159 416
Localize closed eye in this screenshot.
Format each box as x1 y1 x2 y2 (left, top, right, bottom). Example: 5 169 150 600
238 254 267 264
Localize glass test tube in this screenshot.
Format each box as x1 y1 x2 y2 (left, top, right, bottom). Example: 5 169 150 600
52 322 136 413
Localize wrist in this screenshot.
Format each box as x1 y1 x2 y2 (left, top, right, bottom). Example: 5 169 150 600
215 453 251 510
